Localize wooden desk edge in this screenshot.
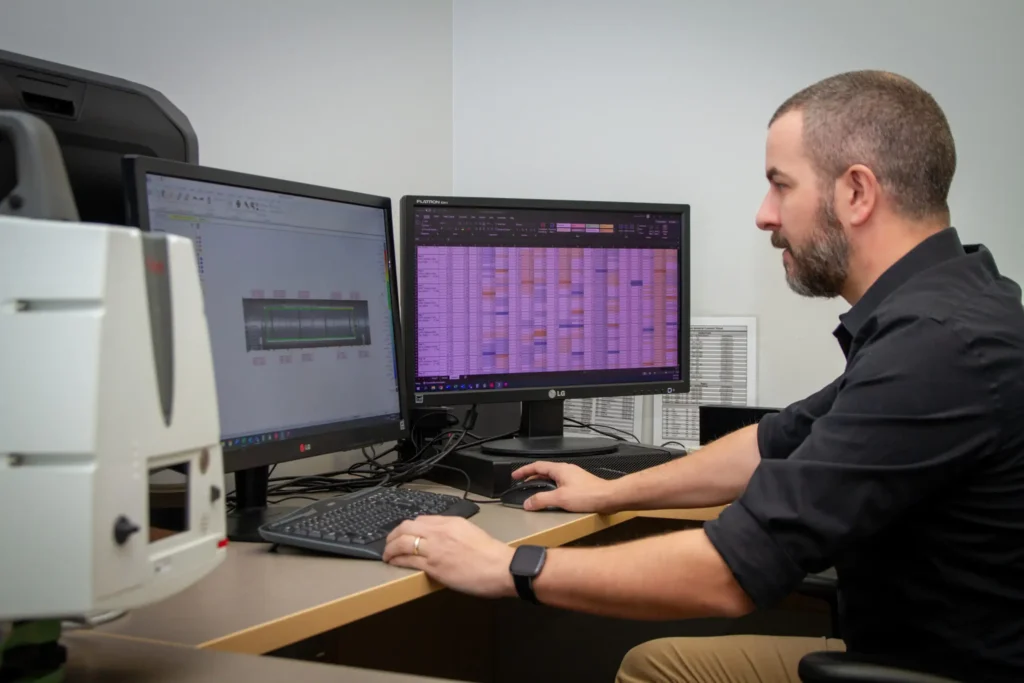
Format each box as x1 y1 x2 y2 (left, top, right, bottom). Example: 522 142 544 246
197 510 639 654
635 506 726 522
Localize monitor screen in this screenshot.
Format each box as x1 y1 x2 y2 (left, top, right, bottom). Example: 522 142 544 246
141 171 403 454
404 198 688 405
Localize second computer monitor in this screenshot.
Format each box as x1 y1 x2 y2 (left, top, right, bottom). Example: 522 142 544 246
401 195 689 455
125 157 408 477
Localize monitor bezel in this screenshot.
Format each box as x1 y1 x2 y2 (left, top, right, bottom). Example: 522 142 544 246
123 155 410 473
400 194 690 408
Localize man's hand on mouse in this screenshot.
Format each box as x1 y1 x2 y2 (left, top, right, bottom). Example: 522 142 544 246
382 516 515 598
511 462 617 513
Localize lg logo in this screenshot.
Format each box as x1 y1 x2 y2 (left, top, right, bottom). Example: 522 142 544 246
666 388 674 394
144 257 166 275
548 389 566 399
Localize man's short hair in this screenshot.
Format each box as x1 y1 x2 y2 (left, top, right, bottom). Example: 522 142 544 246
771 70 956 220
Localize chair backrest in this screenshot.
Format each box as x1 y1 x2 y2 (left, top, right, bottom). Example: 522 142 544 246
798 651 964 683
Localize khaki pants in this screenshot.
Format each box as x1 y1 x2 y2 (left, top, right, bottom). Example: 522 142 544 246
616 635 847 683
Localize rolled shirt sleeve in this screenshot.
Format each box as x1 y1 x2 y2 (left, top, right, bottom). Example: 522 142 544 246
757 375 843 460
705 316 999 609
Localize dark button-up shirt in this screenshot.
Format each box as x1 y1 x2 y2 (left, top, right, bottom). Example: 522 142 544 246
704 228 1024 682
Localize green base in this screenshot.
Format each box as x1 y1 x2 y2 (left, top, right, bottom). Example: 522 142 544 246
0 620 65 683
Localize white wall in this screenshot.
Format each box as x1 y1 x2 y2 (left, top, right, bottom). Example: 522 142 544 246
0 0 453 476
0 0 452 230
453 0 1024 408
4 0 1022 460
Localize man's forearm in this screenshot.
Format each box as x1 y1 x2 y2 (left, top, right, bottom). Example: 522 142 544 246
603 425 761 511
530 528 754 620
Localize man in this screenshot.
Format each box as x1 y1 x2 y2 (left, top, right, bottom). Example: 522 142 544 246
383 70 1024 682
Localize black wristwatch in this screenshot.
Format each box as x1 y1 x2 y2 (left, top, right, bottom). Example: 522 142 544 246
510 545 547 604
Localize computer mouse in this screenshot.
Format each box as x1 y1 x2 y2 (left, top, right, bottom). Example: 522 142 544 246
500 478 564 511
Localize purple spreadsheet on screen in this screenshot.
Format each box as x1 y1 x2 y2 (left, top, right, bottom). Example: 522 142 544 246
416 247 678 377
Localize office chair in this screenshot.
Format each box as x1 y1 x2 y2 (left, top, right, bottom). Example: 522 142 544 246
798 651 963 683
794 573 963 683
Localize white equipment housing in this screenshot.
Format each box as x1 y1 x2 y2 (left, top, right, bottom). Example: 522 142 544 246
0 216 227 620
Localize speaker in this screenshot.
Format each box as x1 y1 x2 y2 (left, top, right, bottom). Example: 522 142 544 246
698 404 780 445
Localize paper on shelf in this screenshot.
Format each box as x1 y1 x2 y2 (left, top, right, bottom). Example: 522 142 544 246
652 317 757 450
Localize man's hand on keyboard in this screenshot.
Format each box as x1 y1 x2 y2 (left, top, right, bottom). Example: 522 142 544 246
382 516 515 599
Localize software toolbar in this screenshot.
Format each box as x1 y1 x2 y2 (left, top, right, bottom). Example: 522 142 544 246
413 207 681 248
145 174 382 239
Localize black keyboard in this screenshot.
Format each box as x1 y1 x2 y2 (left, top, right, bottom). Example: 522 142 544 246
258 487 480 559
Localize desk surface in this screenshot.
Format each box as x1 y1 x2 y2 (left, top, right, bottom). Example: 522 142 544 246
64 632 458 683
98 483 722 655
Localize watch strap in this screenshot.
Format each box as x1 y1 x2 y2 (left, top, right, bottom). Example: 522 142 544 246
514 572 540 604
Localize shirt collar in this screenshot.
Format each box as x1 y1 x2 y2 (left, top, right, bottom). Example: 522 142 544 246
834 226 966 345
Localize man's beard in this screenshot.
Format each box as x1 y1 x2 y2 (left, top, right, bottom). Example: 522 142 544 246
771 196 850 298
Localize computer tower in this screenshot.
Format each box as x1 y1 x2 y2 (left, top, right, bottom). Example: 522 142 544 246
424 443 684 498
698 404 780 445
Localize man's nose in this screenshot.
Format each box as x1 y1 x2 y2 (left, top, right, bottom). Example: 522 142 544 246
756 194 779 232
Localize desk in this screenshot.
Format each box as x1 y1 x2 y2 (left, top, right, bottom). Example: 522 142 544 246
98 483 723 655
637 506 726 522
63 632 459 682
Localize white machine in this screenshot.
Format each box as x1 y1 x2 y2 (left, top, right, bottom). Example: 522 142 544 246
0 111 227 622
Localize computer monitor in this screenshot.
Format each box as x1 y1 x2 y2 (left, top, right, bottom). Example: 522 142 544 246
125 156 408 540
401 195 689 458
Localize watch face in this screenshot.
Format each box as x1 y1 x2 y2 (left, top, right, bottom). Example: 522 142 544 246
511 545 546 577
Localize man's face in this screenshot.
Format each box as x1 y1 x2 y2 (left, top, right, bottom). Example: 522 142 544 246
756 111 849 298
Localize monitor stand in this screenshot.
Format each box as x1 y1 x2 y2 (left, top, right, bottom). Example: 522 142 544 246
226 465 303 543
480 399 620 458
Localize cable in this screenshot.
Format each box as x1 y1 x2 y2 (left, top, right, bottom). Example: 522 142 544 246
226 408 505 505
266 428 465 499
347 444 394 479
463 404 480 432
264 473 379 497
452 429 519 452
660 441 689 451
267 495 320 506
261 440 400 497
409 409 460 452
393 429 468 484
427 463 501 504
563 417 640 443
563 416 640 443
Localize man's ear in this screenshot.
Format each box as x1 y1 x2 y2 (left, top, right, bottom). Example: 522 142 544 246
839 164 880 227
